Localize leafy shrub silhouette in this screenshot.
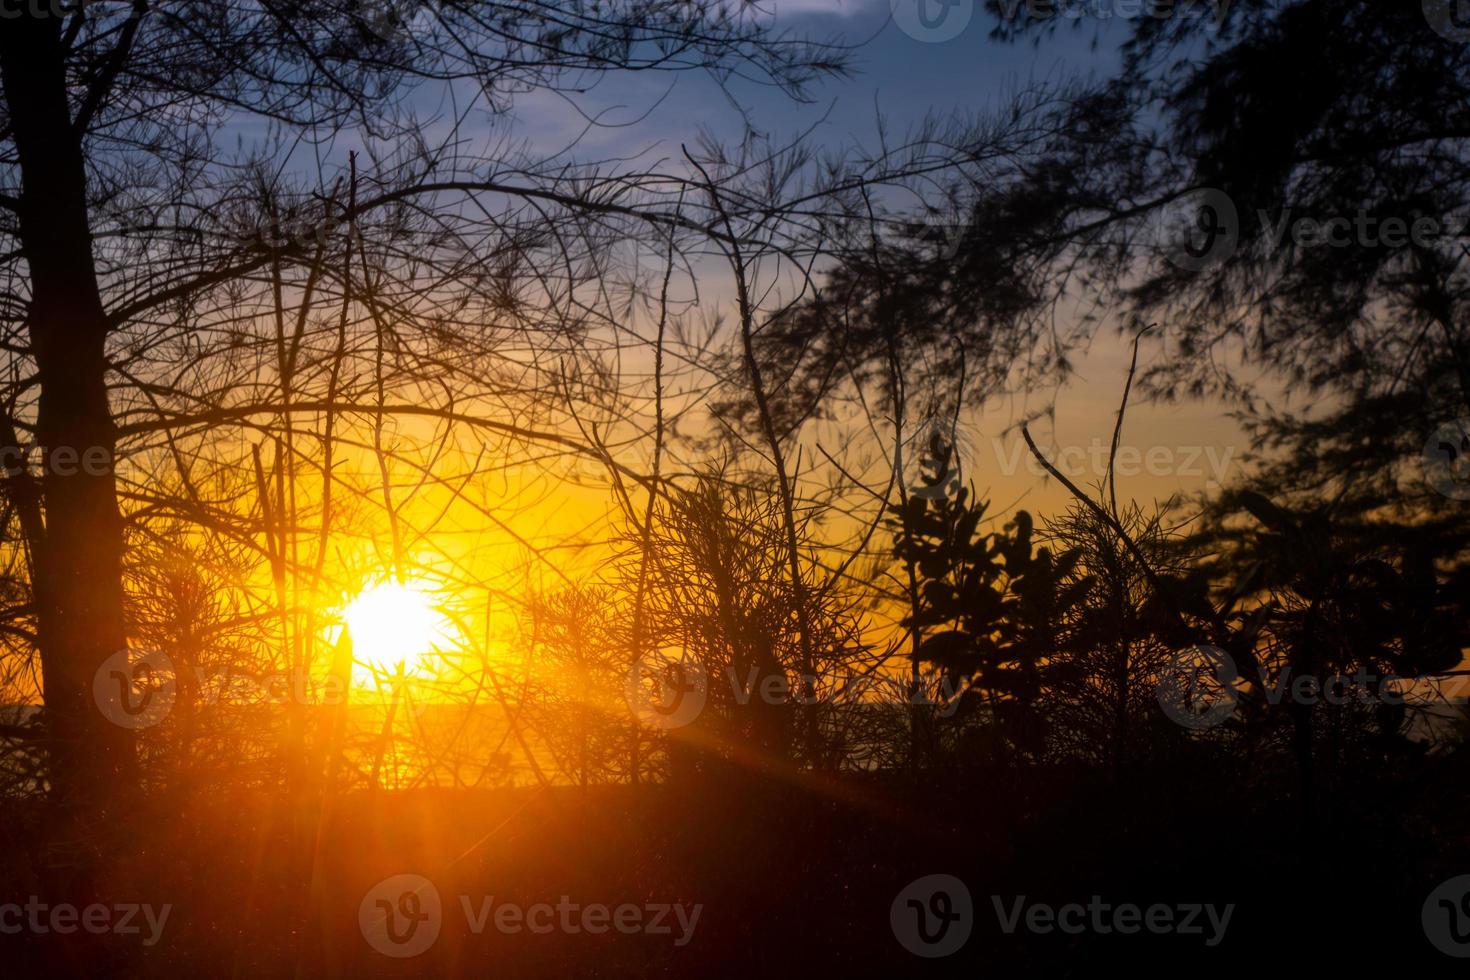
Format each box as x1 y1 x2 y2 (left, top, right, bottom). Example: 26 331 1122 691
889 487 1092 759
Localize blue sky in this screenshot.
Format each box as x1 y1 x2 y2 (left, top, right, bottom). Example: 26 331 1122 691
488 0 1251 514
506 0 1126 165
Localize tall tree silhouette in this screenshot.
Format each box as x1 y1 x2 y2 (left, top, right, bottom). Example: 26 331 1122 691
976 0 1470 520
0 0 841 824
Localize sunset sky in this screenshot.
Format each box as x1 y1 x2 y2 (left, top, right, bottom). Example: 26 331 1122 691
3 4 1466 974
497 0 1254 516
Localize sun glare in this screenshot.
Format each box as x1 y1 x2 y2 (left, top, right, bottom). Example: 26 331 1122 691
342 579 454 677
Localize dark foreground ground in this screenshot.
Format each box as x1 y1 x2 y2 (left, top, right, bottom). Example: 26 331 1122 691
3 751 1469 977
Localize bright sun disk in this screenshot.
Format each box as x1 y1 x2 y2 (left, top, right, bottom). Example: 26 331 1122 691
342 579 452 676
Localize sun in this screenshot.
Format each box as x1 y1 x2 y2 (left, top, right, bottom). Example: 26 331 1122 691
342 578 455 677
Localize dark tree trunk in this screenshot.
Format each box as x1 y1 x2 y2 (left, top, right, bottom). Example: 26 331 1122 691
0 15 135 818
